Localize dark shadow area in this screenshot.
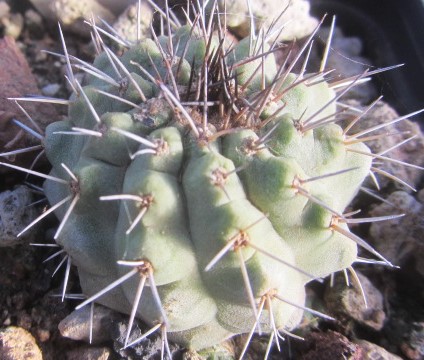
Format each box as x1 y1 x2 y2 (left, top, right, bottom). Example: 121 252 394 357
310 0 424 127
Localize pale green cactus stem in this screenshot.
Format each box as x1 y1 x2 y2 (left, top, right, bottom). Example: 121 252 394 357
39 18 373 350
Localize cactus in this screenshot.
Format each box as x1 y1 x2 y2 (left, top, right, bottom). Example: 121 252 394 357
1 1 423 357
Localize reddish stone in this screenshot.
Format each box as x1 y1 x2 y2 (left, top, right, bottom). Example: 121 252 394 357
0 36 59 173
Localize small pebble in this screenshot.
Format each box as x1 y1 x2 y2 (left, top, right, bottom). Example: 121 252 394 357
1 12 24 39
36 328 50 343
41 83 61 97
0 2 23 39
3 316 12 326
65 72 84 93
0 2 10 18
66 346 112 360
24 9 44 37
0 185 38 247
0 326 43 360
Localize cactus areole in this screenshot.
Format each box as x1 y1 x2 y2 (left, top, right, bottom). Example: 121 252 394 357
34 7 393 353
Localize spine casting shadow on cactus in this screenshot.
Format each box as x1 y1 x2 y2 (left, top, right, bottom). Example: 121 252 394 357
1 0 423 358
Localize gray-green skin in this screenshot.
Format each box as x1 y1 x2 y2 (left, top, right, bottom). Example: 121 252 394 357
43 25 371 349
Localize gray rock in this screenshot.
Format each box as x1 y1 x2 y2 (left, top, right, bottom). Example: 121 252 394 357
0 185 38 246
217 0 318 42
356 340 403 360
59 304 118 344
369 190 424 277
113 1 153 44
299 330 360 359
401 322 424 360
343 100 424 192
325 271 386 331
28 0 125 36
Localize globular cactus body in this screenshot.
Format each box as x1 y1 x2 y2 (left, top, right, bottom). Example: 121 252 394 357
4 5 402 354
